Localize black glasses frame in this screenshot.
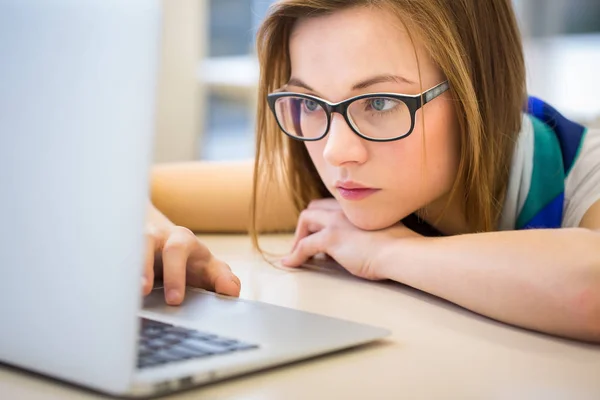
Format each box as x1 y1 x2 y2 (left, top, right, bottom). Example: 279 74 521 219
267 80 450 142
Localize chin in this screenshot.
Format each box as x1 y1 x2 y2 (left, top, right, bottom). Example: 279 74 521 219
341 205 400 231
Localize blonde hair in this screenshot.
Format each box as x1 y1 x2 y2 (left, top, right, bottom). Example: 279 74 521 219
250 0 526 249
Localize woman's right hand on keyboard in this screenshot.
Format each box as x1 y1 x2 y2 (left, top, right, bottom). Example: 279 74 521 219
143 205 241 305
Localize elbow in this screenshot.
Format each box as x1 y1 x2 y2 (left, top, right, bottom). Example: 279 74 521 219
589 235 600 341
587 279 600 342
571 257 600 343
579 298 600 343
568 290 600 343
585 303 600 343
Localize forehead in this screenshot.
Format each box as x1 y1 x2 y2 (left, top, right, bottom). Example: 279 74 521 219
288 7 429 94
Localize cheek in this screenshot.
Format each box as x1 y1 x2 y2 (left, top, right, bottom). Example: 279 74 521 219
379 102 461 199
303 141 330 184
304 141 326 169
421 102 461 183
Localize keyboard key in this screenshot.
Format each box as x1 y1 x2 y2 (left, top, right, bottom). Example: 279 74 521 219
162 334 183 345
207 339 239 348
180 339 232 355
164 347 197 360
138 349 154 358
152 350 186 363
188 331 218 340
165 326 191 337
144 328 164 338
170 345 211 359
145 338 171 350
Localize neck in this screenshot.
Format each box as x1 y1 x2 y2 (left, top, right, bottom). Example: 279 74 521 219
419 191 471 236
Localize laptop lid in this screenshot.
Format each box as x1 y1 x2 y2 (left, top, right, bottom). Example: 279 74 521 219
0 0 160 395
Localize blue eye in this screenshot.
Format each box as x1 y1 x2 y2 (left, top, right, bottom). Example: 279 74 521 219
303 99 319 112
367 98 399 112
371 99 386 111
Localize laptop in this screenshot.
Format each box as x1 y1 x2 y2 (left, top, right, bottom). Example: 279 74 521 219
0 1 390 397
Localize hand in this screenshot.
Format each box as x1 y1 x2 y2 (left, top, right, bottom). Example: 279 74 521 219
143 224 241 305
282 199 419 280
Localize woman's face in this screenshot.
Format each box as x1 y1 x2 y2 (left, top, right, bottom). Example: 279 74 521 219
287 6 461 231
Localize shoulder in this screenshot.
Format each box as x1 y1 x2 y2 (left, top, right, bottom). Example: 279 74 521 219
563 127 600 227
499 98 597 230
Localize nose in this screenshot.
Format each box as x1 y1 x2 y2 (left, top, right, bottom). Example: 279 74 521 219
323 113 368 167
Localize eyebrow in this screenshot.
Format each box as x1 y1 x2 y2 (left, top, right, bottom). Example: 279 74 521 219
286 74 416 94
353 74 416 89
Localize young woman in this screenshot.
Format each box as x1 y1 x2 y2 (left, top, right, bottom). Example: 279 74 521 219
147 0 600 342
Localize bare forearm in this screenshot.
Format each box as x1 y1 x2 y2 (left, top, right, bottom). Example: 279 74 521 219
379 228 600 342
151 160 253 232
150 160 297 233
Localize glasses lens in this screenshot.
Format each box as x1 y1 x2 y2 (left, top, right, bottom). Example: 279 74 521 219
274 96 327 139
347 97 411 139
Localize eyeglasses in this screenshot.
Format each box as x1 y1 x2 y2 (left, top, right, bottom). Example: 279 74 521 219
267 81 449 142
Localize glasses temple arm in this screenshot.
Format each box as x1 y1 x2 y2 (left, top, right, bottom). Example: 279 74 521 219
422 81 450 105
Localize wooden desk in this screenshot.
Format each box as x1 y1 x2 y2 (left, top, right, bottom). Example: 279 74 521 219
1 234 600 399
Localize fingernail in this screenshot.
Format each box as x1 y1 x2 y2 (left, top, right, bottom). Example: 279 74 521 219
141 276 147 287
281 257 290 266
166 289 180 304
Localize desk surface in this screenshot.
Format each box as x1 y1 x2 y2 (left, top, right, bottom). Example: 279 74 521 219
2 234 600 399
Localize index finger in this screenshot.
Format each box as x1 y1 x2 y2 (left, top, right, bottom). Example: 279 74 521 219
187 256 241 297
161 227 195 305
292 209 331 251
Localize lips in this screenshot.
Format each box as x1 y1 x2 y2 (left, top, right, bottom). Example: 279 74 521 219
335 181 380 201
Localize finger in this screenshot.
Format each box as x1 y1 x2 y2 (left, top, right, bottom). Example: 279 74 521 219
143 232 156 296
185 236 240 296
307 198 341 210
283 229 330 268
292 209 333 251
215 270 241 297
187 256 241 298
161 227 194 305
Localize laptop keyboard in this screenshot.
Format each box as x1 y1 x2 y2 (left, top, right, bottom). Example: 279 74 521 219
137 318 259 370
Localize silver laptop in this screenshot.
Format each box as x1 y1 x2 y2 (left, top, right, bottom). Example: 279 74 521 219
0 1 389 397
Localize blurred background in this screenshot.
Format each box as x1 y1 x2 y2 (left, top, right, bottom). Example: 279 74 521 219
153 0 600 163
